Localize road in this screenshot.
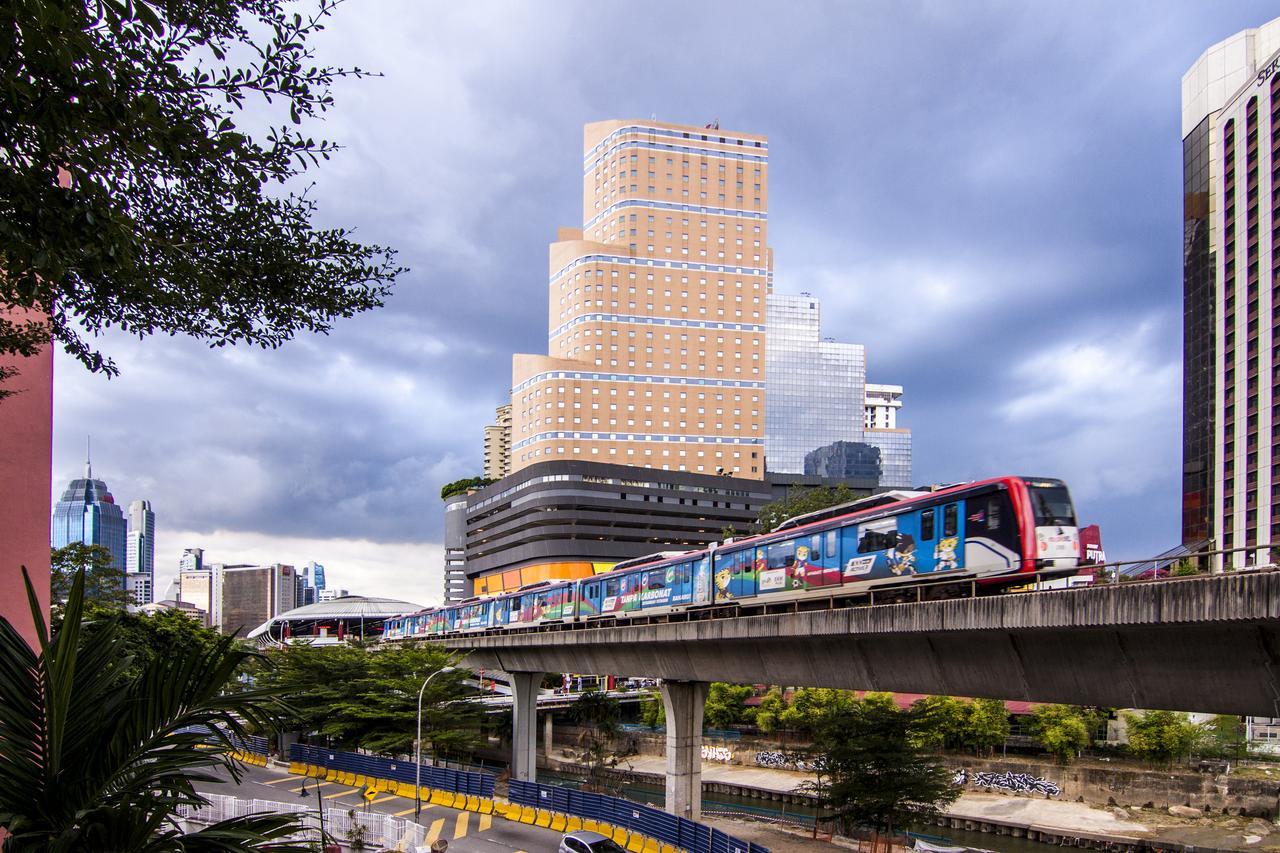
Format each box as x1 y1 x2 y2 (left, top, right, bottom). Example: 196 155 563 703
195 761 563 853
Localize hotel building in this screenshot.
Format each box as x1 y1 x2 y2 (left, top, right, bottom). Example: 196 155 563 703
1182 17 1280 565
510 119 772 478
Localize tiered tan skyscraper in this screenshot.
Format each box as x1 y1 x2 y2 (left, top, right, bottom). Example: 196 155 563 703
511 119 772 477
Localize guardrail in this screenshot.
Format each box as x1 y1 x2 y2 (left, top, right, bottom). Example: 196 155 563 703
179 791 434 849
509 780 769 853
289 743 495 798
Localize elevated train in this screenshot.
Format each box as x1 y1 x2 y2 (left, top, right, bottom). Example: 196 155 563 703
384 475 1079 640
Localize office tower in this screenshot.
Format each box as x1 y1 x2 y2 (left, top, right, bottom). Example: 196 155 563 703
510 119 771 477
765 293 865 473
317 587 349 602
125 499 155 605
179 547 204 573
177 568 216 628
443 492 468 603
217 564 296 637
865 384 903 429
483 404 512 480
309 560 326 592
50 450 127 575
863 428 913 488
1182 17 1280 564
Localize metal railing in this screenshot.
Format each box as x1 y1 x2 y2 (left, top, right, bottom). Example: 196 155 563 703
178 792 436 849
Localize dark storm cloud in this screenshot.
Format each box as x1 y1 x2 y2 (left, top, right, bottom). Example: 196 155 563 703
51 1 1279 597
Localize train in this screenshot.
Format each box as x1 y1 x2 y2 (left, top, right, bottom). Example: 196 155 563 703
383 475 1079 640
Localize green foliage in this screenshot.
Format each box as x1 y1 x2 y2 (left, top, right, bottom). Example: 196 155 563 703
78 601 230 686
804 698 960 838
254 641 477 755
1 0 403 395
704 682 754 729
440 477 495 501
1031 705 1091 761
780 688 856 737
756 485 860 534
50 542 131 609
640 690 666 728
0 566 310 851
1205 715 1247 759
1124 710 1203 766
754 687 788 734
1171 558 1201 576
909 696 968 750
571 690 622 791
961 698 1011 756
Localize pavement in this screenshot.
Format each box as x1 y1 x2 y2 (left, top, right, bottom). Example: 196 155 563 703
195 762 563 853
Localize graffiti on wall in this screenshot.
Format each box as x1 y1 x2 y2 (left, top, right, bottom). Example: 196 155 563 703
701 745 734 763
954 769 1061 797
754 750 825 772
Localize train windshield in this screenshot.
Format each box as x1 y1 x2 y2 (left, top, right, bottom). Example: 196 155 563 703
1028 484 1076 527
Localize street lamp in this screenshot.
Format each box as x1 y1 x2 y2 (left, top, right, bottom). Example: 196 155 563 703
416 666 457 821
299 774 327 849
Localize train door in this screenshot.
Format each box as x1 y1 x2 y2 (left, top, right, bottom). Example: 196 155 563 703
582 580 602 618
692 554 712 605
935 502 965 573
602 574 624 614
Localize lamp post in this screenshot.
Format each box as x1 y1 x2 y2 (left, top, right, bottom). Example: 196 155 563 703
299 774 327 849
416 666 457 821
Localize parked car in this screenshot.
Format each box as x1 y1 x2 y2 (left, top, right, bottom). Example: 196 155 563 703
559 830 628 853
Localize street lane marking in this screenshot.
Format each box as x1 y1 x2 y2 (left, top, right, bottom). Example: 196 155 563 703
260 776 297 785
454 812 469 839
478 814 492 833
426 818 445 845
369 794 399 804
394 806 427 817
324 789 356 799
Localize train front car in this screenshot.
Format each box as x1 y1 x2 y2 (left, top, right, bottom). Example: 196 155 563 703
1015 477 1080 576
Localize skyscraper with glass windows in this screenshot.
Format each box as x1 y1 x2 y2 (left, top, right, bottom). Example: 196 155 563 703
1182 17 1280 565
510 119 771 477
125 499 155 604
51 455 127 576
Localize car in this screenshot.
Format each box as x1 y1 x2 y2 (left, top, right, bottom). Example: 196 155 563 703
559 830 628 853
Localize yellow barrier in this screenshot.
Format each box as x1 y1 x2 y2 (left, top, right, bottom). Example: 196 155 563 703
551 814 567 832
535 810 552 828
661 844 679 853
566 816 583 832
521 806 537 824
643 838 661 853
626 834 646 853
325 769 337 782
478 798 494 814
613 827 630 846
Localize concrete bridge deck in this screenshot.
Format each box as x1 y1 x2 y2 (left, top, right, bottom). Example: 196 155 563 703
443 571 1280 717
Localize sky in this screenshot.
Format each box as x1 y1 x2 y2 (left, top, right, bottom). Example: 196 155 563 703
49 1 1278 607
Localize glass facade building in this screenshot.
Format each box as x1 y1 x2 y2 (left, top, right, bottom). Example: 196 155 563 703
125 499 155 605
51 461 127 576
765 294 866 473
864 428 914 488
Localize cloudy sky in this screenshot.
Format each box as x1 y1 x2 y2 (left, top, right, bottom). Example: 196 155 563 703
50 1 1276 606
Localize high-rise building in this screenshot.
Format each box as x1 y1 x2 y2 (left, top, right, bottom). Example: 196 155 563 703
1181 18 1280 564
125 499 155 605
863 428 913 488
317 587 350 602
443 492 468 603
510 119 772 478
765 293 865 473
865 384 903 429
176 568 217 628
308 560 326 591
483 404 512 480
217 564 296 637
50 452 127 576
179 547 204 573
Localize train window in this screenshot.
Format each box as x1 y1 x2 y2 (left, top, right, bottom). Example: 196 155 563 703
943 504 958 537
605 578 620 597
647 569 666 589
767 540 796 569
677 562 692 584
826 530 837 561
921 509 935 541
987 497 1001 530
810 534 822 560
588 583 598 597
858 518 896 553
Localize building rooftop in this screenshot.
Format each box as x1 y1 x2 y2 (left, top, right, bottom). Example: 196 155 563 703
246 594 423 640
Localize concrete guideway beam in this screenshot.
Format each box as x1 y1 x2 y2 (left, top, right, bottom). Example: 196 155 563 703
509 670 544 782
659 680 709 821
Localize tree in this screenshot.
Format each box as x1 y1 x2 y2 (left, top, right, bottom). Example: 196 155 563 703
753 687 788 734
0 567 310 850
1030 704 1091 762
440 477 495 501
780 688 856 737
1206 714 1247 759
909 696 968 750
570 689 621 791
639 690 665 728
1171 558 1201 577
67 600 230 686
804 700 960 848
756 485 859 534
49 542 130 608
961 698 1010 756
703 682 754 729
1 0 404 396
1124 710 1203 766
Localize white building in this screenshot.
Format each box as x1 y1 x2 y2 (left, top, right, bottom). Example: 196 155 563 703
125 499 155 605
864 384 903 429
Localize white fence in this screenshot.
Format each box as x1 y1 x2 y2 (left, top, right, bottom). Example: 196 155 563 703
179 792 437 851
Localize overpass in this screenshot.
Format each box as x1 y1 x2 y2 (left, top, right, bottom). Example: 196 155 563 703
435 570 1280 820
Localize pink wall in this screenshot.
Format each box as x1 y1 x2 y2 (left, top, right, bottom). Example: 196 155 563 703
0 312 53 649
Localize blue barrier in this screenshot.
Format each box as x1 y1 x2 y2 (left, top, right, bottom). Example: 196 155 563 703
508 780 767 853
289 743 495 798
173 725 269 756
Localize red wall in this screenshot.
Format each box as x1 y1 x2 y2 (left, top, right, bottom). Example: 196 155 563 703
0 312 53 648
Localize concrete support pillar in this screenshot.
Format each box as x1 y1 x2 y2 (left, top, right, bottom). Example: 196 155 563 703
510 671 543 782
659 680 709 821
543 711 554 757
